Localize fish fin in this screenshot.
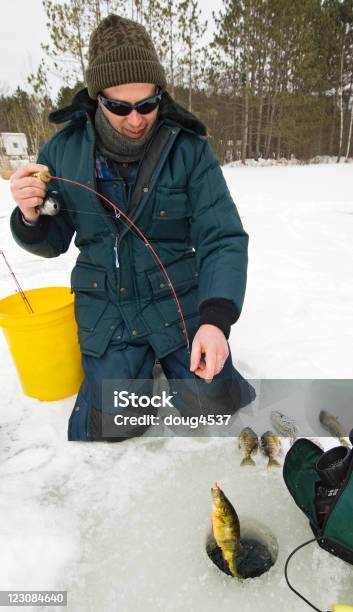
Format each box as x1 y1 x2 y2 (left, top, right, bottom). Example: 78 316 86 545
268 458 281 468
240 457 256 467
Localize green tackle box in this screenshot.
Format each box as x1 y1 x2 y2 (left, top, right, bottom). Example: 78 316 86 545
283 438 353 565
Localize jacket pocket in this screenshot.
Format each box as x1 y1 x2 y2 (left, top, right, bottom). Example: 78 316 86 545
70 263 107 294
146 253 199 326
71 263 109 332
153 186 189 219
70 263 121 359
149 187 190 240
146 252 198 299
74 292 108 332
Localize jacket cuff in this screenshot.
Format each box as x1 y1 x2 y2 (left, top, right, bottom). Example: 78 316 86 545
198 298 240 339
11 207 51 245
21 212 39 226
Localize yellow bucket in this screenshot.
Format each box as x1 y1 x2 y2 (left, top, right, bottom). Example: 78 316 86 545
0 287 83 401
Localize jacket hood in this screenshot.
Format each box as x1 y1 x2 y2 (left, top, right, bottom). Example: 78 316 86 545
48 87 207 137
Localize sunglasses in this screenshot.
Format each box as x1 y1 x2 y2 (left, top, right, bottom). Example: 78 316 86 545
97 88 163 116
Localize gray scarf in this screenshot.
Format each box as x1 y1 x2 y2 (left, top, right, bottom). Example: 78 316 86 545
94 105 159 162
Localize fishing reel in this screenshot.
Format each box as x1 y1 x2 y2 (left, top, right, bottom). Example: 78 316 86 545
314 429 353 527
32 170 60 217
35 192 60 216
0 168 60 217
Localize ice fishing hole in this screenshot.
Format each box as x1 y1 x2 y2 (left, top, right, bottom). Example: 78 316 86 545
205 518 278 579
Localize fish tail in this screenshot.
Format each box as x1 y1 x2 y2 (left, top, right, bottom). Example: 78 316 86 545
224 553 239 577
240 456 256 467
268 458 281 468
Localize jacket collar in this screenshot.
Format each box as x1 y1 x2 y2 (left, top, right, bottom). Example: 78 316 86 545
48 87 207 137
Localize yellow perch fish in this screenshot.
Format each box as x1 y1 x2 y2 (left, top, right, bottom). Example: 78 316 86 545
211 483 241 577
261 431 282 468
319 410 350 447
239 427 259 466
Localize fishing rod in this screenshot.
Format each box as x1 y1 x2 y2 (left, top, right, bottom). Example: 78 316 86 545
2 169 215 395
34 170 191 353
1 170 230 431
0 249 34 314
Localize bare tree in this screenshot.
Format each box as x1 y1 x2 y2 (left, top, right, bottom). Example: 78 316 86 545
41 0 126 86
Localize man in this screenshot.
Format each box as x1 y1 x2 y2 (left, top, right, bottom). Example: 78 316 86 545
9 14 253 442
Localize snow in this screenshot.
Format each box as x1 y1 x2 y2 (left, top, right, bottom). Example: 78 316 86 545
223 162 353 379
0 163 353 611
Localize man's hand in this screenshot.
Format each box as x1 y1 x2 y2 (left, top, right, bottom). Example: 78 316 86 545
10 163 48 223
189 324 229 382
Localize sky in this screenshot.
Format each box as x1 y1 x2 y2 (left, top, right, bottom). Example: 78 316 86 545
0 0 223 98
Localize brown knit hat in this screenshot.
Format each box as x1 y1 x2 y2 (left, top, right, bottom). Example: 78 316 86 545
85 14 167 99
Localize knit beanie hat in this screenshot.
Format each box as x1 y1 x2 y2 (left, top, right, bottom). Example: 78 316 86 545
85 14 167 99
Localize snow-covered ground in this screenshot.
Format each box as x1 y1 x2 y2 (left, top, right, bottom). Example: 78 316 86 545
0 163 353 611
226 154 352 166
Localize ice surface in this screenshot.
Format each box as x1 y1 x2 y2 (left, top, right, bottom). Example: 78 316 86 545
0 163 353 611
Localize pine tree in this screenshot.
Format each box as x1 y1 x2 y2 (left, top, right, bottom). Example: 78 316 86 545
177 0 207 112
211 0 241 160
158 0 181 98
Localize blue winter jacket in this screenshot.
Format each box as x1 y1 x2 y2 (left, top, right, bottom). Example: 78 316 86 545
10 89 249 359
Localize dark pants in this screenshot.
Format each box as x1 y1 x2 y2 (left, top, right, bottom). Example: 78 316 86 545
68 321 255 441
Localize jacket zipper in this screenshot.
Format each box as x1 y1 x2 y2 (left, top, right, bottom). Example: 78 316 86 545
119 157 143 241
88 118 177 272
87 113 121 273
114 207 121 268
114 235 119 268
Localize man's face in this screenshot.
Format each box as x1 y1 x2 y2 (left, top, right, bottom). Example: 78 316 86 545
99 82 159 140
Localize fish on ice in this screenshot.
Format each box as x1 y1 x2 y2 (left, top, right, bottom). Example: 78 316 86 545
239 427 259 466
319 410 350 447
261 431 282 468
270 410 298 445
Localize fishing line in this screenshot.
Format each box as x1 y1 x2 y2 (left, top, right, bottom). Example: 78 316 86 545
284 536 329 612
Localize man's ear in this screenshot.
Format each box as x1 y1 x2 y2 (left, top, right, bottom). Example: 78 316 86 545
97 97 105 111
